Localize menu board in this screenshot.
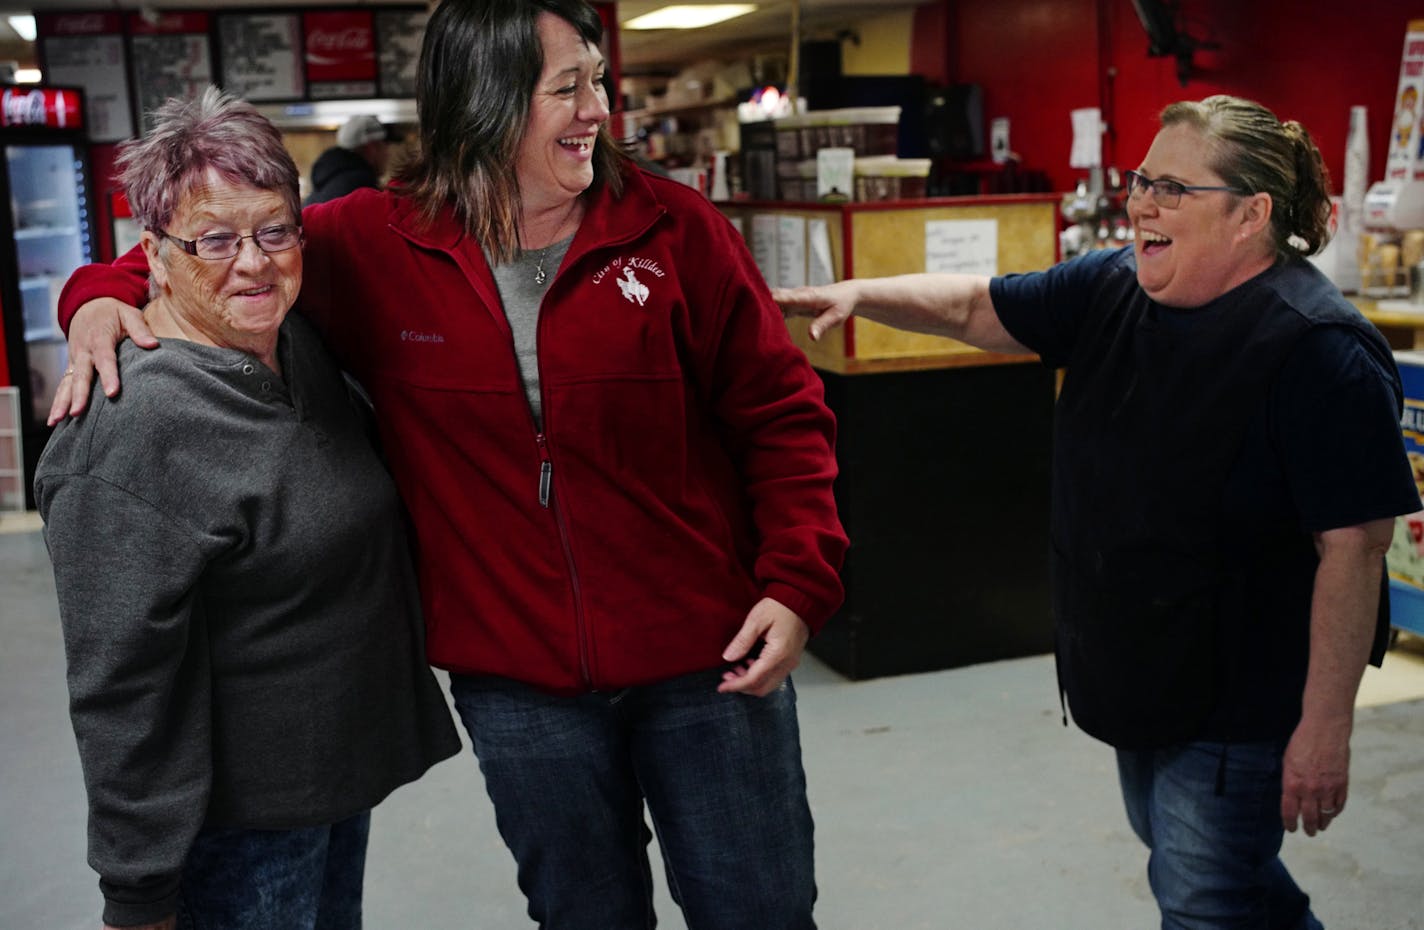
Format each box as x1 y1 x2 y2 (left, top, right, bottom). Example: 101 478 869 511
37 12 133 142
376 8 427 98
218 13 304 102
128 12 213 136
304 10 377 99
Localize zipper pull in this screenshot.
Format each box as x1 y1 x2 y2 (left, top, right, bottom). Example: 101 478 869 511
536 434 552 508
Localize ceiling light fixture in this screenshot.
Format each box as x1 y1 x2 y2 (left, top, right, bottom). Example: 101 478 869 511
623 4 756 30
7 14 36 41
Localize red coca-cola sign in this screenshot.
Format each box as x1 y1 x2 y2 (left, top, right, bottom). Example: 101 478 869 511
1 87 84 130
37 11 122 36
304 11 376 83
126 11 211 35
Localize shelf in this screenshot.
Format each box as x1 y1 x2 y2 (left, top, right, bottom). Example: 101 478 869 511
19 275 53 290
25 326 61 342
621 96 739 122
14 225 78 240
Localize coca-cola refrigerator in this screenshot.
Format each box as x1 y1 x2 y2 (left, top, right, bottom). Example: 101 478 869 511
0 85 94 507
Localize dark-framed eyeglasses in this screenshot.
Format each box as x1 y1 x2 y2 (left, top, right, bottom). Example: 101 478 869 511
1123 169 1249 209
159 223 303 260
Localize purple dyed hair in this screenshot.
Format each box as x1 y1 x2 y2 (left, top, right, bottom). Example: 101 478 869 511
117 85 300 233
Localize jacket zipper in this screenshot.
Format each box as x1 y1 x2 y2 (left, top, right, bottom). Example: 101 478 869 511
535 426 592 688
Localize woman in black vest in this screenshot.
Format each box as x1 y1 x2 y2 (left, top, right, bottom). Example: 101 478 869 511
777 95 1420 930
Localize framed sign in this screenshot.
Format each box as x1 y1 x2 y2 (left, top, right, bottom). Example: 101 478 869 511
128 12 213 136
218 13 305 102
376 8 427 98
37 12 133 142
304 10 377 99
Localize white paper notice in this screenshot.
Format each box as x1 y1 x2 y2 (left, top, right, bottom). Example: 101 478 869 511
807 219 835 286
751 214 779 287
925 219 998 276
42 34 134 142
776 215 807 289
1070 107 1102 169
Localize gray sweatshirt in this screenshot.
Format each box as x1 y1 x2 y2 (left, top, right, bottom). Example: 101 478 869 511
35 315 460 927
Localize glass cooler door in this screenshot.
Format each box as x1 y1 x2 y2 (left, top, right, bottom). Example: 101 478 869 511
6 143 92 423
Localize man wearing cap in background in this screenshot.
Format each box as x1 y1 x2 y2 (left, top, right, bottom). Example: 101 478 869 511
305 114 399 205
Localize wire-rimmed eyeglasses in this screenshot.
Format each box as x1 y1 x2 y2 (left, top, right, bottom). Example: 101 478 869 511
1123 169 1249 209
159 224 303 260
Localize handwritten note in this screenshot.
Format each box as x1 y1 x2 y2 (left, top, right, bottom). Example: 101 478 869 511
925 220 998 276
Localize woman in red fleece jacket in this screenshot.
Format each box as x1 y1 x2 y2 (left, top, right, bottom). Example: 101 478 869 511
55 1 847 927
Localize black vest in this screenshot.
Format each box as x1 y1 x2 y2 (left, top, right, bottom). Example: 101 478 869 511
1050 255 1394 749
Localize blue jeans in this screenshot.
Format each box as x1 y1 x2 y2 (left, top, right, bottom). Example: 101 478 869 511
176 811 370 930
1118 741 1324 930
449 669 817 930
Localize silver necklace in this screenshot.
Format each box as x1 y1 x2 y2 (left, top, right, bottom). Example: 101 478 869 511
525 203 580 286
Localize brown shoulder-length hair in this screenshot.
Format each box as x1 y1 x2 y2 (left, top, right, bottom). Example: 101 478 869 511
399 0 630 263
1160 95 1333 260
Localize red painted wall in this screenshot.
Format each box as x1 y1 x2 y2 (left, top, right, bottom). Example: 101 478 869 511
914 0 1415 194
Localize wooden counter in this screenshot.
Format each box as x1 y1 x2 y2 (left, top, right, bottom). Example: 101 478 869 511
1353 295 1424 350
720 196 1061 679
718 195 1060 374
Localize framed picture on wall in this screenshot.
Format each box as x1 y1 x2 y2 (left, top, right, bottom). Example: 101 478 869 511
376 8 427 98
303 10 377 99
37 12 134 143
127 11 213 136
217 12 305 103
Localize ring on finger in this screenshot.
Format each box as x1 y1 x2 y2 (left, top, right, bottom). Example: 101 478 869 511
1321 806 1338 815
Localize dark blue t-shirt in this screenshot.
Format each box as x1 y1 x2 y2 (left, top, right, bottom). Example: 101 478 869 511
990 247 1419 742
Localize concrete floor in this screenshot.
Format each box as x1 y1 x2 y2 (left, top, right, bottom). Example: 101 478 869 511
3 512 1423 929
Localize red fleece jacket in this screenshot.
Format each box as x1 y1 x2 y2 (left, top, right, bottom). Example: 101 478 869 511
60 167 847 693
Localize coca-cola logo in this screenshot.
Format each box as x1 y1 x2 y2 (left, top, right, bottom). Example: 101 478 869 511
307 27 371 53
2 89 47 127
54 13 107 35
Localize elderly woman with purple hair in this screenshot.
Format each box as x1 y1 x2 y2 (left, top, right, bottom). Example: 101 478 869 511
34 86 459 930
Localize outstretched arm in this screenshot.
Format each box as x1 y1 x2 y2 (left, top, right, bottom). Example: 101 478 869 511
773 273 1030 354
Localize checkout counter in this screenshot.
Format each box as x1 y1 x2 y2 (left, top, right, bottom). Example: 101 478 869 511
1353 295 1424 350
719 195 1060 679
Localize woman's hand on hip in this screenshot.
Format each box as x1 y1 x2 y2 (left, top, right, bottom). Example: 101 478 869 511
718 597 809 697
49 297 156 424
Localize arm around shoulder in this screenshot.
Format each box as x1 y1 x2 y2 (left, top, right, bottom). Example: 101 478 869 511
52 245 157 421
